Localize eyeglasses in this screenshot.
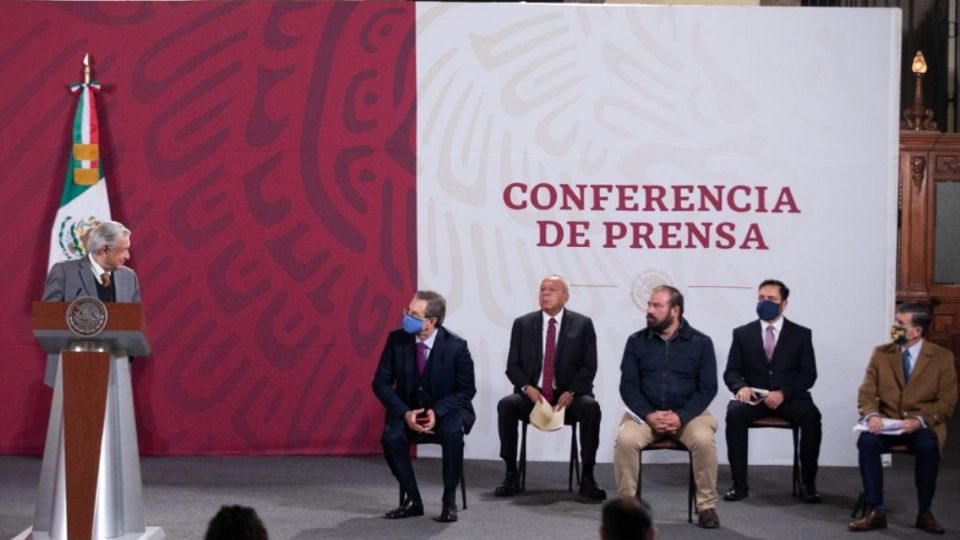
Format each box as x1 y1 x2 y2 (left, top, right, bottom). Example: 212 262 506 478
402 308 426 321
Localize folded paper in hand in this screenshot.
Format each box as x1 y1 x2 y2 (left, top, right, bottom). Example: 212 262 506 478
530 399 565 431
729 387 769 406
852 417 906 436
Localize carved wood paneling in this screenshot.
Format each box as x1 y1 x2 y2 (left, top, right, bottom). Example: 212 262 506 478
898 132 960 386
934 154 960 178
910 155 927 189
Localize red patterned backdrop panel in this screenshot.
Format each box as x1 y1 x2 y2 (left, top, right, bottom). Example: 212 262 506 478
0 2 416 455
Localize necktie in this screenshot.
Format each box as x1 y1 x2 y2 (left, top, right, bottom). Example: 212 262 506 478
543 318 557 403
101 271 112 287
764 325 775 362
902 348 912 383
416 341 428 375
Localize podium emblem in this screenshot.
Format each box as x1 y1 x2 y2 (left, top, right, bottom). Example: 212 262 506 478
66 297 109 337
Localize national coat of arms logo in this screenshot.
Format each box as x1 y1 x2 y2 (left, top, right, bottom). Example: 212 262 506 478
630 270 674 311
57 216 101 259
66 297 109 337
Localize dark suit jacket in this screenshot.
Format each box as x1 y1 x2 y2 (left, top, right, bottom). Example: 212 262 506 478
505 309 597 396
372 326 477 433
724 318 816 401
857 340 957 453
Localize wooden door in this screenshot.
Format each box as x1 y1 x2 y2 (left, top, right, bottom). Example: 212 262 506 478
898 131 960 379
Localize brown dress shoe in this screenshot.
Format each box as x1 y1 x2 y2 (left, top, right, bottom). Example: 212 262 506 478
848 509 886 532
915 511 945 534
698 507 720 529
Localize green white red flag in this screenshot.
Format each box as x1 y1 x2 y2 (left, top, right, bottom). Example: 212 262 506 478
47 80 112 271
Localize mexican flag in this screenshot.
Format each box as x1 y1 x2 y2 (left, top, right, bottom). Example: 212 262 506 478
47 80 112 271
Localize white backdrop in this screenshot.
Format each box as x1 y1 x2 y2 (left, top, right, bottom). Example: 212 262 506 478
416 4 901 467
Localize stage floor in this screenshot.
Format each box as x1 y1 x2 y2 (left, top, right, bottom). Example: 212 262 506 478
2 455 958 539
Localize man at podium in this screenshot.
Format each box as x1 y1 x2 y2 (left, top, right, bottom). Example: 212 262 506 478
30 217 159 539
41 220 140 386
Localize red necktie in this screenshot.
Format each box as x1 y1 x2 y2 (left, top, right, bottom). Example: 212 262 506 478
542 318 557 403
416 341 428 375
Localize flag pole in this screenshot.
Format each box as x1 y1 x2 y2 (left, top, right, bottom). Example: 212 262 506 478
83 53 92 84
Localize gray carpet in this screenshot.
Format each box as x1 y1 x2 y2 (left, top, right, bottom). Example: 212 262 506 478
1 455 958 539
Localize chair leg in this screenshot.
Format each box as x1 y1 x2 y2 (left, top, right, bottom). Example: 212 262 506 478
851 492 866 519
792 426 800 497
460 457 467 510
574 425 580 487
568 422 580 491
687 452 695 524
519 421 528 492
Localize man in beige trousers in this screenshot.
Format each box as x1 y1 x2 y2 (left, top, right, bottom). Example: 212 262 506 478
613 286 720 529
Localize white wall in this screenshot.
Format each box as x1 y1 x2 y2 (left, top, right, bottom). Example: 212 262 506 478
416 3 901 467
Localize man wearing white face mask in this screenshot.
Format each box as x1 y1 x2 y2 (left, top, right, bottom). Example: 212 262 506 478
372 290 476 524
722 279 822 504
849 302 956 534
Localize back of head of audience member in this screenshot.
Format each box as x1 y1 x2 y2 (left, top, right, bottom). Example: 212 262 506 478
600 497 655 540
204 505 268 540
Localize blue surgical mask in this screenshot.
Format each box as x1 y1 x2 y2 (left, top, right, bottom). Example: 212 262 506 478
756 300 781 322
402 314 424 334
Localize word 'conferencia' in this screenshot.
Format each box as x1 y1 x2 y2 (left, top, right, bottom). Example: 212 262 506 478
502 182 802 250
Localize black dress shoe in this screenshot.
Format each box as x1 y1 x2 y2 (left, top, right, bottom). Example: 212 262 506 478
434 503 458 523
578 476 607 501
798 483 821 504
494 471 521 497
723 483 749 501
384 499 424 519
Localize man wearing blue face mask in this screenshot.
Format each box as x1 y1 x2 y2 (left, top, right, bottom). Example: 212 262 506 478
372 290 476 523
722 279 822 503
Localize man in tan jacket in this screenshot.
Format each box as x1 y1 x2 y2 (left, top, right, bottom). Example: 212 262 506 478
849 302 957 534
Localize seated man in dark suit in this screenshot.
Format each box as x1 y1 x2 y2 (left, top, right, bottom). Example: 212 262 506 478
848 302 957 533
372 290 476 523
494 274 606 500
722 279 822 503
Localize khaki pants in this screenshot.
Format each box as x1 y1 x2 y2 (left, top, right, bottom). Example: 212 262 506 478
613 411 719 510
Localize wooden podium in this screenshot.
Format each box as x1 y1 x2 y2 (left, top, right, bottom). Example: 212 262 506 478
26 301 164 540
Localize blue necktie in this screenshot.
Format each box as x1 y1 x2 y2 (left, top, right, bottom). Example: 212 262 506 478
902 349 912 383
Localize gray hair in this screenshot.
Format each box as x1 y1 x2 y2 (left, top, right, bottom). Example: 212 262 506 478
86 220 131 255
415 290 446 326
543 274 569 295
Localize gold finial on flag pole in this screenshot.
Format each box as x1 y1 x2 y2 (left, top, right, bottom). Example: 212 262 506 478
83 53 93 84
